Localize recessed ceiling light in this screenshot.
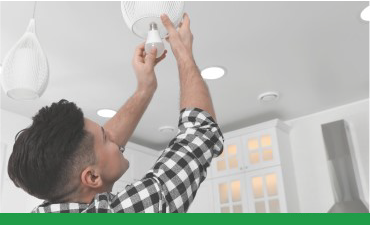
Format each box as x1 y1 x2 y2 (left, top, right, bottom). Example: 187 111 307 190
201 66 226 80
361 6 370 21
97 109 117 118
258 92 279 103
158 126 175 133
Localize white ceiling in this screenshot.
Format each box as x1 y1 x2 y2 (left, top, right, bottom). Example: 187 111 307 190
1 1 369 151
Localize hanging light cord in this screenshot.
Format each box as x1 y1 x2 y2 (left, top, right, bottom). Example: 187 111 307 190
32 1 37 19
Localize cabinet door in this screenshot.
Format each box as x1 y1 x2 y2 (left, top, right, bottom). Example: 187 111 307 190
211 137 244 178
187 180 215 213
212 174 248 213
245 166 287 213
241 128 280 171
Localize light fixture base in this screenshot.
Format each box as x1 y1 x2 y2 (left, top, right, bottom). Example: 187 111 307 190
158 126 175 133
258 92 280 103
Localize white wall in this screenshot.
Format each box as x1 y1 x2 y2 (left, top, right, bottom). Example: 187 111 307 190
286 99 369 213
0 109 43 213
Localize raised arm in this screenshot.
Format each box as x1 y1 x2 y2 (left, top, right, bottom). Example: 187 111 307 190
109 14 224 213
161 13 217 121
103 43 167 147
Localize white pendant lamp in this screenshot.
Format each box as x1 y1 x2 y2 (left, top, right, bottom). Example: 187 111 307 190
121 1 184 58
0 2 49 100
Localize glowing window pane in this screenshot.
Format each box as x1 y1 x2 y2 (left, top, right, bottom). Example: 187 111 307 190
233 205 243 213
221 206 230 213
219 183 229 204
252 176 264 198
269 199 280 213
249 152 260 164
265 173 278 196
231 180 241 202
228 156 238 169
228 144 237 156
248 138 259 150
255 201 266 213
217 160 226 171
263 149 273 161
261 135 272 147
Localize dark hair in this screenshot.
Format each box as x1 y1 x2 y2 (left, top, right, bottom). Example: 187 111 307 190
8 99 95 202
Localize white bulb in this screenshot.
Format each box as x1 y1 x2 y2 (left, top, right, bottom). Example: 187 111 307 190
145 22 165 58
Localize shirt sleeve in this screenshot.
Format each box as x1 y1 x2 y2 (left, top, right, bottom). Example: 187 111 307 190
109 107 224 213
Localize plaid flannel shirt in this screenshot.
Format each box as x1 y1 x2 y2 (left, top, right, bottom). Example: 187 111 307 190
32 107 224 213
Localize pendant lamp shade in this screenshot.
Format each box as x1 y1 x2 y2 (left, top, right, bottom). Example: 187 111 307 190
0 19 49 100
121 1 185 39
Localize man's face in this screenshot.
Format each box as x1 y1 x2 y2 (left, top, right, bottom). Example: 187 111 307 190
84 118 129 190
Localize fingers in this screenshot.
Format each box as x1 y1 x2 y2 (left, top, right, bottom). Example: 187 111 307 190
155 50 167 65
161 14 176 35
134 43 145 63
164 35 170 43
182 13 190 29
145 47 157 66
178 21 183 29
134 43 145 56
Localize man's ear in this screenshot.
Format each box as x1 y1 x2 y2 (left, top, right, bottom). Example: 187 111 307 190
81 166 103 189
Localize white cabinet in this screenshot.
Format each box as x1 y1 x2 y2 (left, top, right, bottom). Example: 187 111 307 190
211 166 288 213
241 128 281 171
212 173 249 213
211 137 244 177
245 166 287 213
196 119 300 213
211 125 284 178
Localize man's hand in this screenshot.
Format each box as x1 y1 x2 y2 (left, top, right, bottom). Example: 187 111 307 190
161 13 217 120
161 13 194 63
103 43 166 147
132 43 167 92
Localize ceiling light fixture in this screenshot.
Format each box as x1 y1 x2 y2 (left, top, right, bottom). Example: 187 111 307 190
97 109 117 118
121 1 184 58
201 66 226 80
361 5 370 21
158 126 175 133
0 2 49 100
258 92 279 103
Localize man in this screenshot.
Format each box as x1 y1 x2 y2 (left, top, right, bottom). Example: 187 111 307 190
8 13 224 213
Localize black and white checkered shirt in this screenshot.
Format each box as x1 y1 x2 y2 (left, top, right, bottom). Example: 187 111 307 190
32 108 224 213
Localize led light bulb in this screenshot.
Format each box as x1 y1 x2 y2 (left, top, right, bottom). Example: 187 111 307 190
145 22 165 58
